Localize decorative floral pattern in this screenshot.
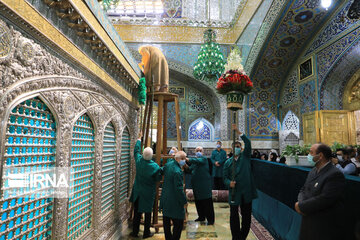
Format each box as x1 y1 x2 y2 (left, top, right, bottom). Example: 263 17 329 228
189 91 211 113
288 25 302 35
257 103 269 115
306 2 360 54
280 37 296 47
167 102 187 138
162 0 182 18
258 91 269 101
317 27 360 86
299 80 317 114
320 40 360 110
292 0 306 9
281 69 299 106
247 0 338 138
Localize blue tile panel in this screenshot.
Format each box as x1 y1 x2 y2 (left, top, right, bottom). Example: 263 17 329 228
101 123 116 215
306 1 360 55
67 114 95 240
248 0 339 138
299 80 316 114
1 97 56 240
119 128 130 201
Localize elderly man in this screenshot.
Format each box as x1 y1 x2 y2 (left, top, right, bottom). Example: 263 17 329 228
160 151 188 240
295 143 346 240
138 45 169 92
223 124 257 240
186 146 214 224
129 131 162 238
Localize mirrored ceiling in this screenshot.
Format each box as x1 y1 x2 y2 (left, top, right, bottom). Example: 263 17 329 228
101 0 245 27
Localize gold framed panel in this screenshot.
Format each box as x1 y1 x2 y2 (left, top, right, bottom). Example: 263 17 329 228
318 110 353 146
298 56 314 82
302 111 319 145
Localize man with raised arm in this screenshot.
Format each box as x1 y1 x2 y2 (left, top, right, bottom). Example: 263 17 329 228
129 131 162 239
223 124 257 240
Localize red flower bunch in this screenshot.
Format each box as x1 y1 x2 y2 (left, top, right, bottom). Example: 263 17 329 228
216 70 253 94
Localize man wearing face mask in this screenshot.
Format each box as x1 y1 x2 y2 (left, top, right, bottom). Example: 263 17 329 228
160 151 188 240
211 141 227 190
169 147 178 156
223 124 257 240
295 143 346 240
129 131 163 238
185 146 214 224
332 148 357 176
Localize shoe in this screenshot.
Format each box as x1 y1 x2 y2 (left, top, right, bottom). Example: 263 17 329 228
142 232 154 239
194 218 205 222
129 232 138 238
207 222 214 225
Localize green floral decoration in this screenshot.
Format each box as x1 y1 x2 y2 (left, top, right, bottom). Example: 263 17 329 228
138 77 147 105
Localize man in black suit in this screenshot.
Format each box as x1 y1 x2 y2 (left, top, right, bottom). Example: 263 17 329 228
295 143 346 240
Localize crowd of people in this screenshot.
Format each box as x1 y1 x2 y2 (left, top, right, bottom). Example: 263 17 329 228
251 149 287 164
250 146 360 176
128 126 359 240
129 125 256 240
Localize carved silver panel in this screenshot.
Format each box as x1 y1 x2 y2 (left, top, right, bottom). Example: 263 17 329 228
0 19 137 240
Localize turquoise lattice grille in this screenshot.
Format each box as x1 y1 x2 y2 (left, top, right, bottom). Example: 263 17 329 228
67 114 94 240
101 123 116 215
119 128 130 201
1 97 56 240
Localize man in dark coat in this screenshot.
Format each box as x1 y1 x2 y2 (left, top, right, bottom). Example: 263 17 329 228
223 125 257 240
295 143 346 240
129 132 162 238
160 151 188 240
186 146 215 224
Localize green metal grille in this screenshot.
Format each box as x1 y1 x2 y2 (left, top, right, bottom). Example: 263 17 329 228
67 114 94 240
100 123 116 215
119 128 130 201
1 97 56 240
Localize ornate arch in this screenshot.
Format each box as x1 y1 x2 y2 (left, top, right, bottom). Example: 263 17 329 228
279 110 300 153
342 68 360 111
319 35 360 110
281 110 300 131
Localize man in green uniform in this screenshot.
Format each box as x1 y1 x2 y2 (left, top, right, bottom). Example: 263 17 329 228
211 141 227 190
186 146 214 224
160 151 188 240
129 132 162 238
223 124 257 240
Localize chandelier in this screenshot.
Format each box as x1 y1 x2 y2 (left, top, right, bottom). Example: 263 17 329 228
193 29 225 81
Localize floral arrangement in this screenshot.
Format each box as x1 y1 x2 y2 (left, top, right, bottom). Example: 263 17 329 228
216 47 253 94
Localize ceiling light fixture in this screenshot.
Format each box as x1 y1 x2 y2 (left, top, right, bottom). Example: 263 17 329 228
193 0 225 81
321 0 332 10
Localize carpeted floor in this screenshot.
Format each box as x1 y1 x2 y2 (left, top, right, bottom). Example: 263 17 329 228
120 202 274 240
